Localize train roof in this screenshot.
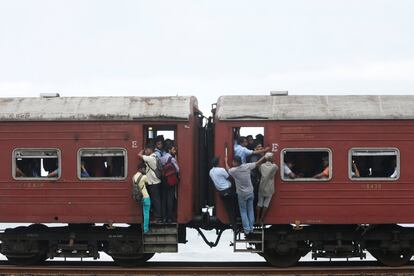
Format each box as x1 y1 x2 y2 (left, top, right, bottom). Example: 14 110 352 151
0 96 198 121
216 95 414 120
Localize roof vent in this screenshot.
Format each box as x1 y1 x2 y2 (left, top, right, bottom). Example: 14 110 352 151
40 93 60 98
270 91 288 96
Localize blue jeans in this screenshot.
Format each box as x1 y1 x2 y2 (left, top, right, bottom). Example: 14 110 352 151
237 193 255 234
142 197 151 233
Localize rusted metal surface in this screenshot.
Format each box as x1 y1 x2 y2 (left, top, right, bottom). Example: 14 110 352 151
0 261 414 275
0 96 197 121
216 95 414 120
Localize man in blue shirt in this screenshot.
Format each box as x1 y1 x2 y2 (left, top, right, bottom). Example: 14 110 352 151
154 135 165 158
209 156 237 231
234 136 270 164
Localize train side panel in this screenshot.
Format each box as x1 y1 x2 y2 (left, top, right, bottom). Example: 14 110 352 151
0 119 198 224
214 119 414 225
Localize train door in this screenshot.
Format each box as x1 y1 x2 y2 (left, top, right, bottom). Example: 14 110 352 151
143 125 177 222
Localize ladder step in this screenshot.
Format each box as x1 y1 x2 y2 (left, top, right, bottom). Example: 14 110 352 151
142 223 178 254
233 225 264 253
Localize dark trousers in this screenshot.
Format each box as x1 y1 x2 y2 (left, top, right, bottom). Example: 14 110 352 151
147 183 162 220
161 183 176 221
220 192 237 230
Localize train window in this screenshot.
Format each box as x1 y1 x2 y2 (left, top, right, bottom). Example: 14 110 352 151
78 148 127 180
349 148 399 180
281 148 332 181
13 149 61 180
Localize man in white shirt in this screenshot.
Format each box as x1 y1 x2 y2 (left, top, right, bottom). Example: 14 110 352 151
209 156 236 231
138 144 162 223
283 161 297 179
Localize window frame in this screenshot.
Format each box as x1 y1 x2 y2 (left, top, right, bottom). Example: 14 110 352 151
348 147 400 181
12 148 62 181
280 147 333 182
77 147 128 181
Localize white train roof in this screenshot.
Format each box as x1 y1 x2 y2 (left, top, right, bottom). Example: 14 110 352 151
216 95 414 120
0 96 197 121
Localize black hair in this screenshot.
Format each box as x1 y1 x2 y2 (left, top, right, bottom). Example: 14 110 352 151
164 139 174 149
165 144 174 152
211 157 219 167
137 162 146 171
246 135 253 139
237 136 246 145
155 135 164 143
145 143 155 151
233 156 242 165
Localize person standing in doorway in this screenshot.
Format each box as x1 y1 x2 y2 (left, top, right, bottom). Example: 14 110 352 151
138 144 162 223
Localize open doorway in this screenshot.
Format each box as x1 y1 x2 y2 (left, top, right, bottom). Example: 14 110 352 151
232 126 265 156
143 125 178 223
144 126 176 148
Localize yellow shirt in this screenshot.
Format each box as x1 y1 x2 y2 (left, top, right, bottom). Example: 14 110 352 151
132 172 149 198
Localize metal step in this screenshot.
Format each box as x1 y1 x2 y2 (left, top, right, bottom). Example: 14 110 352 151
233 225 264 253
143 223 178 253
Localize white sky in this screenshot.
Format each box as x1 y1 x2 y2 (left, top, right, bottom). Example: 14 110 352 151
1 1 413 262
1 0 414 113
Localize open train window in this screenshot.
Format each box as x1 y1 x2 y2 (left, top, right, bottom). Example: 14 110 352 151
78 148 127 180
349 148 399 180
13 148 61 180
281 148 332 181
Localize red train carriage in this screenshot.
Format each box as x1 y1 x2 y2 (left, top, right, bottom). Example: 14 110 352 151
0 95 203 266
213 95 414 267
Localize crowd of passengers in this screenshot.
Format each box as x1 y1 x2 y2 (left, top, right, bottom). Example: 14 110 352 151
132 135 179 233
209 134 399 238
16 158 59 178
209 134 335 238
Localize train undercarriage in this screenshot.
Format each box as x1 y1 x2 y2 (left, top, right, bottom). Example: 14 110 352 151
0 223 413 267
0 223 181 267
258 224 414 267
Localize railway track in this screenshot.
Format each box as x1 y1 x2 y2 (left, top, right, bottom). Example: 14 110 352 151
0 261 414 275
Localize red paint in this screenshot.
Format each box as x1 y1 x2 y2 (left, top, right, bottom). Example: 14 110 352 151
214 119 414 225
0 112 200 224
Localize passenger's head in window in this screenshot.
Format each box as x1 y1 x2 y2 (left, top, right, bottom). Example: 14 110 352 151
164 139 174 149
232 156 242 167
237 136 248 147
254 143 263 151
246 135 255 150
248 143 264 163
165 144 177 157
144 143 155 156
255 134 264 146
313 157 329 179
155 135 164 150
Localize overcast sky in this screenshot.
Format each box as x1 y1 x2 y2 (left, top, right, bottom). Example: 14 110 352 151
1 0 414 113
0 1 413 262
